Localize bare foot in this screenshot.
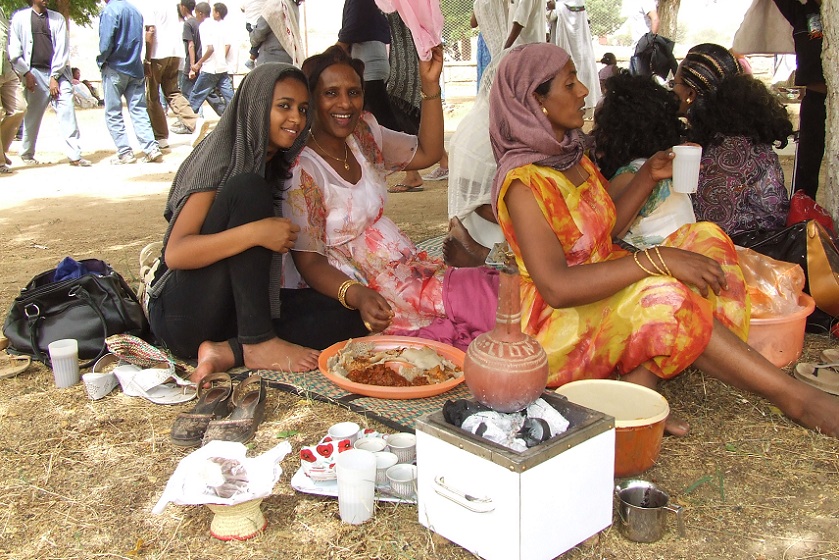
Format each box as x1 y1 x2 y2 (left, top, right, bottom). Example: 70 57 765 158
402 170 423 189
191 340 236 384
443 217 490 267
622 367 691 437
243 337 320 373
783 380 839 438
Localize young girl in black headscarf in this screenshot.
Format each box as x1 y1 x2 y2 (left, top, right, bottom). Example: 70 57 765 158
148 63 367 384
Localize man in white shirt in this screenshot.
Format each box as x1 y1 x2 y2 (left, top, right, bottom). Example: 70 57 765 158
503 0 544 48
144 0 200 141
187 2 234 115
622 0 659 46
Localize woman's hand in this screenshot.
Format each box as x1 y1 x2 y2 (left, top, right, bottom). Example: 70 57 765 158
352 286 394 333
418 45 444 88
641 149 675 183
652 246 727 297
254 217 299 253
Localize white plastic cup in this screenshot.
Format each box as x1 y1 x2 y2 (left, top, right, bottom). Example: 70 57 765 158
387 432 417 464
335 449 377 525
328 422 361 446
48 339 80 388
373 451 399 487
671 145 702 193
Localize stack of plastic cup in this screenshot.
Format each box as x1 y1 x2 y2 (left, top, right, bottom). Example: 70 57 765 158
48 339 80 388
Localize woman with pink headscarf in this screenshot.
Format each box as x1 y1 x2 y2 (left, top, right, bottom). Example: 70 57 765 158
488 42 839 439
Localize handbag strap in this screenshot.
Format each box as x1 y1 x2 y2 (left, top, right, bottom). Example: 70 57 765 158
25 284 110 369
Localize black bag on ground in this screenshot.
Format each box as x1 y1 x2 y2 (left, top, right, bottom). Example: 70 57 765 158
731 221 839 334
2 259 149 366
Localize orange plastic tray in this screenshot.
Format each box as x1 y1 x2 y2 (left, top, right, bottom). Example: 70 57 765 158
318 335 465 399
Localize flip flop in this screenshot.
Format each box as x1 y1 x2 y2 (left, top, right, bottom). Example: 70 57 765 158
388 183 424 193
793 362 839 396
0 354 31 380
820 349 839 364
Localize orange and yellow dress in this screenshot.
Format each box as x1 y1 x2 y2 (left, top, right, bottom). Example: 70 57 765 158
496 157 750 387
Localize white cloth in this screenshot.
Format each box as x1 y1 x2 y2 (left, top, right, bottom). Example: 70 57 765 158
241 0 266 26
548 0 601 109
222 20 238 73
144 0 185 59
621 0 657 45
473 0 508 58
72 83 99 108
618 158 696 249
261 0 304 67
732 0 795 55
509 0 545 46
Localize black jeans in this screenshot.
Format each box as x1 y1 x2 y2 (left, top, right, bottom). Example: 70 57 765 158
149 173 367 360
794 88 826 199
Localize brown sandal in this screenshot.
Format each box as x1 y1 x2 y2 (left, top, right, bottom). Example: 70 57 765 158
170 372 232 447
202 375 266 445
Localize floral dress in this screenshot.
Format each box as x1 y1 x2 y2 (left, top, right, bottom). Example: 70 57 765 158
282 113 446 332
496 157 750 387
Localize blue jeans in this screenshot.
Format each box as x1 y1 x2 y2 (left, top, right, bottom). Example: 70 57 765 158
21 68 81 160
188 72 233 114
101 66 157 156
181 73 227 117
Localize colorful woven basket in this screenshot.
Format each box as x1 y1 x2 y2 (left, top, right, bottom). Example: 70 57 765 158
205 498 267 541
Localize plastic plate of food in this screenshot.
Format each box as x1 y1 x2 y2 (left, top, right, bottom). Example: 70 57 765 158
318 335 466 399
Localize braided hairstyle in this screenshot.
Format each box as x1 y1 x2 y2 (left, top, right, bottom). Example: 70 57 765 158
592 70 685 179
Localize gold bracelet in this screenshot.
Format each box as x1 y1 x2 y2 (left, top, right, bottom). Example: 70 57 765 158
337 279 362 310
633 251 658 276
652 246 673 276
420 88 442 101
644 249 668 276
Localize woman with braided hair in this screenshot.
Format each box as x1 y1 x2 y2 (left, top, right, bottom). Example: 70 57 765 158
672 43 793 237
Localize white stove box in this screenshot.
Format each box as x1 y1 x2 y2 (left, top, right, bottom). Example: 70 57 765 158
416 393 615 560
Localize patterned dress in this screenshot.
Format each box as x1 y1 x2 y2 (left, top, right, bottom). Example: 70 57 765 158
693 135 789 237
282 113 446 332
496 157 750 387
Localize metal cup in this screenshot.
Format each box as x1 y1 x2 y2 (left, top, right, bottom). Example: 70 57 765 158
615 479 684 543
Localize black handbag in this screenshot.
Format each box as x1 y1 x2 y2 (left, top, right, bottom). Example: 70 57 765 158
2 259 149 367
731 221 839 334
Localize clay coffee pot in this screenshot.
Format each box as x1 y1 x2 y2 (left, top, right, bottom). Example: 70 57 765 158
463 243 549 412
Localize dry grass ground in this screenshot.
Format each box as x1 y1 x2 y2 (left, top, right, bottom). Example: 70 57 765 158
0 106 837 560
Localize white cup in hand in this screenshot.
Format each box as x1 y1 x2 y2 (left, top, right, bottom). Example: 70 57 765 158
671 145 702 194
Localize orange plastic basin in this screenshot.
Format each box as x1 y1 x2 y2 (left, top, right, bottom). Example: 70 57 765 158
747 294 815 368
556 379 669 478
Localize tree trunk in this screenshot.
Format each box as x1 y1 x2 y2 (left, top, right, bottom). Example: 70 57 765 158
55 0 70 23
657 0 681 39
822 1 838 218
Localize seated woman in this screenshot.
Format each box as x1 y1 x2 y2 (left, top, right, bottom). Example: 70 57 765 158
148 63 367 383
673 43 793 238
592 71 695 249
281 46 498 350
489 42 839 438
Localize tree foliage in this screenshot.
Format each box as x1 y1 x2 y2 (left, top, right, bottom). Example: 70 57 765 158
0 0 102 26
440 0 475 45
586 0 626 37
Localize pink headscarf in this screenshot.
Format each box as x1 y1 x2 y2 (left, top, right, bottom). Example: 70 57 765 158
489 43 591 215
375 0 444 61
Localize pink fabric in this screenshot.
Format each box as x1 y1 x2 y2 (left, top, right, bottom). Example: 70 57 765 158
374 0 443 61
392 267 500 351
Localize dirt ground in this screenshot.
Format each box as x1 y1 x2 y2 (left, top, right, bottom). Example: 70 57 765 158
1 106 838 560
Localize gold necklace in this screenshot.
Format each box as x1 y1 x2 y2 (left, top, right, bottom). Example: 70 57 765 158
311 131 349 171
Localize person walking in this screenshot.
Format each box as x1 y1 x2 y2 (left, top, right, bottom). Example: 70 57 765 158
143 0 200 144
0 6 26 174
98 0 162 164
8 0 89 166
187 2 235 116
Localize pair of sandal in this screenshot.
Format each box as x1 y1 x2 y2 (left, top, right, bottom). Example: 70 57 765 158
170 373 266 447
387 183 424 193
794 349 839 396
